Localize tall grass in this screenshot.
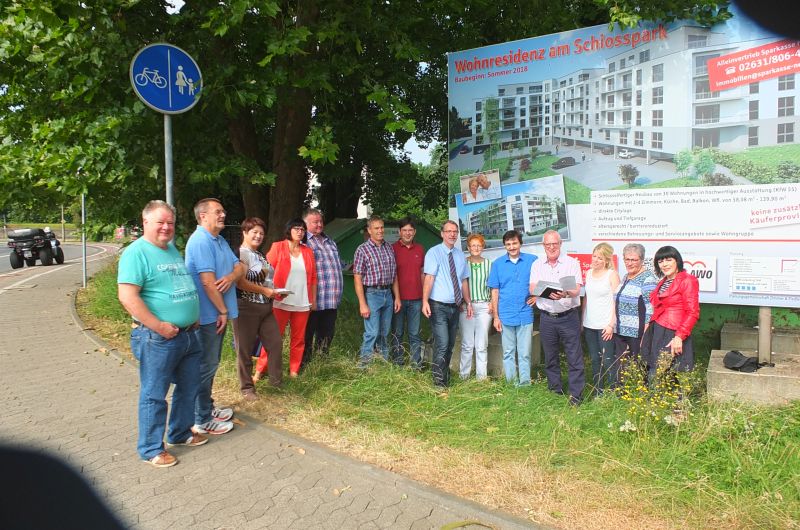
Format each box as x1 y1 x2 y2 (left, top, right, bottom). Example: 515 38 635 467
80 263 800 528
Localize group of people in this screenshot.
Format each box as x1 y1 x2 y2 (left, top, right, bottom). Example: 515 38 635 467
118 198 700 468
118 200 343 467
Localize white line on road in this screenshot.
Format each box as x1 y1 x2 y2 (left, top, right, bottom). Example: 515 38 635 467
0 245 114 293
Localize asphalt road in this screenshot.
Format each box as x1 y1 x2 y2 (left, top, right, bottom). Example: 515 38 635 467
0 243 107 274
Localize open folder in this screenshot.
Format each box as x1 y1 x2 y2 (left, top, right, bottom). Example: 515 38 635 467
532 276 577 299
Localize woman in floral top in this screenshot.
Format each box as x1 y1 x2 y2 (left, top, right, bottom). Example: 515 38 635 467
232 217 284 400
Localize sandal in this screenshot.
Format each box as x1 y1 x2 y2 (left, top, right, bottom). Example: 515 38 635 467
146 450 177 468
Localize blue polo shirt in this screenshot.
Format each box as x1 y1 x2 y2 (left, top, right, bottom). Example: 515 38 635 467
488 252 537 326
185 226 240 325
424 243 468 304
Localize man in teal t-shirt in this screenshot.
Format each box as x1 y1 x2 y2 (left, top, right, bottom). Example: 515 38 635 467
118 200 206 468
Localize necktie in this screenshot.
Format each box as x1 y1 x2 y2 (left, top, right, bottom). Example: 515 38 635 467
448 251 463 306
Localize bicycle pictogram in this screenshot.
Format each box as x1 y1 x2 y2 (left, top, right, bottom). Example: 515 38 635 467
134 67 167 89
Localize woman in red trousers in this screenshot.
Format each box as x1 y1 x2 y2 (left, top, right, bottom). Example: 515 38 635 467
256 218 317 378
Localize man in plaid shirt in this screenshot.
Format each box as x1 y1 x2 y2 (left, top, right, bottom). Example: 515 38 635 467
353 215 401 367
302 208 343 371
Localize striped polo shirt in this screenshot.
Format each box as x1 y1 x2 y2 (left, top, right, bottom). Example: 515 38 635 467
467 259 491 302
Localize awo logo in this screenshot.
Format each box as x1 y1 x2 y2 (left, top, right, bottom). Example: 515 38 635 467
684 257 717 292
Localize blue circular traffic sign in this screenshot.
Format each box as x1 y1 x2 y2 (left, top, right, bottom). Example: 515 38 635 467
130 43 202 114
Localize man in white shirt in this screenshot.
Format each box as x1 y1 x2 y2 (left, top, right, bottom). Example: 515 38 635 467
476 173 501 201
529 230 584 405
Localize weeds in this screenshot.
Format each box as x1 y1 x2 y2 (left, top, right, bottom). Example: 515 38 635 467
77 263 800 529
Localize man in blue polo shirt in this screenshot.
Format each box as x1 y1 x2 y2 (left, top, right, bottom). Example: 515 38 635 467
488 230 537 386
422 220 472 388
185 198 245 436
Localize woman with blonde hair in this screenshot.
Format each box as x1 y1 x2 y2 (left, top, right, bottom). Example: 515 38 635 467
462 177 479 204
583 242 619 395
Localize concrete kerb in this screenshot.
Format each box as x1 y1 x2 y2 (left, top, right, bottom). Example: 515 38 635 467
69 283 539 530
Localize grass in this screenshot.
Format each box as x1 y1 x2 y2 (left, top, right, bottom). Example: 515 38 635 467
518 154 559 180
732 144 800 169
78 261 800 529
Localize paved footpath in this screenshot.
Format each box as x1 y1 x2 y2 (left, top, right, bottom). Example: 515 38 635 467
0 246 535 529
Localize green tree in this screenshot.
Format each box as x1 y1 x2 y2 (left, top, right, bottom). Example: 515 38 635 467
693 150 716 180
675 149 694 178
619 164 640 187
1 0 732 238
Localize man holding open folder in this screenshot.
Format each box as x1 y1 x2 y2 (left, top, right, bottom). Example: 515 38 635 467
529 230 585 405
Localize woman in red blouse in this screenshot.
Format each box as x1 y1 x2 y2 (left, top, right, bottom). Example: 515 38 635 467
255 218 317 379
641 245 700 383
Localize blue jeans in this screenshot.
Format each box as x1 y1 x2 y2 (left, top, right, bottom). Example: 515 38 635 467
500 322 533 385
131 326 201 460
359 288 394 364
391 299 422 366
195 322 227 425
429 300 459 387
584 327 616 392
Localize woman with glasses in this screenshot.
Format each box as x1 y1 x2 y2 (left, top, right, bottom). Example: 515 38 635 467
257 218 317 379
582 242 619 395
640 245 700 383
613 243 658 387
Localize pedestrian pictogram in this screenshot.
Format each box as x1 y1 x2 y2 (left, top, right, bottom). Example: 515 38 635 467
130 43 202 114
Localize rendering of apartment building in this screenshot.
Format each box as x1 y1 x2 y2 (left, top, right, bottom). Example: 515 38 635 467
470 26 799 160
467 191 561 238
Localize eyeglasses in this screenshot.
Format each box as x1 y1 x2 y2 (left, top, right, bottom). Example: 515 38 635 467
623 258 641 263
291 227 306 232
442 230 459 234
543 242 561 248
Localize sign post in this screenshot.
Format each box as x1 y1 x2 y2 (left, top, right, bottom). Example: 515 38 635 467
130 43 202 205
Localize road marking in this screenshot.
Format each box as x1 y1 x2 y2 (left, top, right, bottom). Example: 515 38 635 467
0 245 114 292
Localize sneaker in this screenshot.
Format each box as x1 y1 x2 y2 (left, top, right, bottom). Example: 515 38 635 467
168 433 208 447
193 420 233 435
145 451 177 468
211 407 233 422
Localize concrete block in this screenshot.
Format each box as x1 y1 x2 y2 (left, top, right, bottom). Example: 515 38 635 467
707 349 800 405
720 323 800 355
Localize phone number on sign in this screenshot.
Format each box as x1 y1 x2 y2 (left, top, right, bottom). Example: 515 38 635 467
737 51 800 72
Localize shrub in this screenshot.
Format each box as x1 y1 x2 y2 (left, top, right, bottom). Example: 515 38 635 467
703 172 734 186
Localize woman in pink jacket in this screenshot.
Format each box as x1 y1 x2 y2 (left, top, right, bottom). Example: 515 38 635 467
640 245 700 383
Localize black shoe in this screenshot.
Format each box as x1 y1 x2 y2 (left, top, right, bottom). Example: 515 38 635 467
569 395 582 406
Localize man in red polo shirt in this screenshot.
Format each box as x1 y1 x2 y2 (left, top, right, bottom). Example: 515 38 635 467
390 217 425 367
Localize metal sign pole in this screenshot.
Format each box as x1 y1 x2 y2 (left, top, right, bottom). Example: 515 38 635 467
164 114 174 205
81 193 87 288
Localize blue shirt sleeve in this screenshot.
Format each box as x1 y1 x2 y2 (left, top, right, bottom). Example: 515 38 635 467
423 247 439 276
186 236 216 274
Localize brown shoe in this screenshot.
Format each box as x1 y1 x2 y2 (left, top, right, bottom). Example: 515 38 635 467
242 391 258 403
145 451 177 468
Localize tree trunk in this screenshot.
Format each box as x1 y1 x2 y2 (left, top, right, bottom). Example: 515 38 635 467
227 111 270 224
266 0 319 242
268 91 313 242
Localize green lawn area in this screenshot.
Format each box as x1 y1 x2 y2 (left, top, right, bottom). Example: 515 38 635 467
518 155 559 180
78 261 800 529
563 177 592 203
731 144 800 169
481 156 511 175
611 177 705 190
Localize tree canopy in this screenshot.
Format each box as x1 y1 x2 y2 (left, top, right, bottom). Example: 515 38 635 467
0 0 731 238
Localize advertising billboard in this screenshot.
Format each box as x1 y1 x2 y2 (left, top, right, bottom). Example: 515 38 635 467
447 10 800 308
